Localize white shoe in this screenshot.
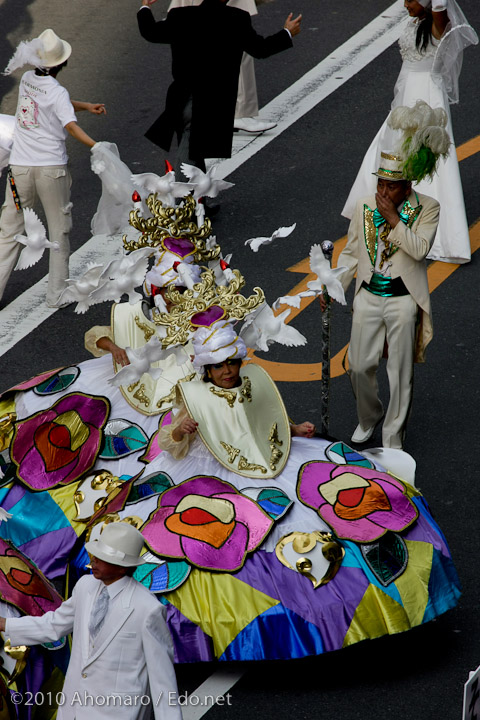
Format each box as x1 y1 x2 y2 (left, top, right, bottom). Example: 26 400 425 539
351 416 384 444
233 117 277 133
351 424 375 444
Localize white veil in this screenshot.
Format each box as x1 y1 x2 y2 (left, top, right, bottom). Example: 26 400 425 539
431 0 479 104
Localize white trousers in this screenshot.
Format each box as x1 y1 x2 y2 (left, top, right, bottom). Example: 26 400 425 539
347 288 418 449
235 53 258 119
0 164 72 304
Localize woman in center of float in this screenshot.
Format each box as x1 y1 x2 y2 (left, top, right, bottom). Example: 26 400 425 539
160 317 315 474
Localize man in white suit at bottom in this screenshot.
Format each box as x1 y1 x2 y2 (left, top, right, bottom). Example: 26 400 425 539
0 523 182 720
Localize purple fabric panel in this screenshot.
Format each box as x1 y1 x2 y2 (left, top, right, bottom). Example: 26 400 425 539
20 527 78 579
1 484 26 511
165 602 215 663
235 551 369 653
403 507 449 555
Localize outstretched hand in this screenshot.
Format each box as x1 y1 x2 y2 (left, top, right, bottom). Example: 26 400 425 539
87 103 106 115
284 13 302 37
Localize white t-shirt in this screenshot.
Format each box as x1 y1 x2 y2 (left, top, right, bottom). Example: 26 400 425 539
9 70 77 166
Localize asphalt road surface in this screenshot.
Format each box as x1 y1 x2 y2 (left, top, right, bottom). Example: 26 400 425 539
1 1 479 718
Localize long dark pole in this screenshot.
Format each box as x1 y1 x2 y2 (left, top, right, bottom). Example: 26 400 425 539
320 240 334 436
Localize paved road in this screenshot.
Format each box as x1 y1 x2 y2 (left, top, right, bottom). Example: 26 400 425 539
1 1 479 718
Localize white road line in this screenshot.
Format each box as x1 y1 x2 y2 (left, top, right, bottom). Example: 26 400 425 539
181 669 244 720
0 234 120 357
212 0 406 178
0 1 405 358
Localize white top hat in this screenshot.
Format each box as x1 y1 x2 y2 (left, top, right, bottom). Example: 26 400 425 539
372 152 406 182
85 522 146 567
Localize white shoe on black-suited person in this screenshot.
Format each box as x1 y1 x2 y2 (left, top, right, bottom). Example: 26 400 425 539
234 117 277 133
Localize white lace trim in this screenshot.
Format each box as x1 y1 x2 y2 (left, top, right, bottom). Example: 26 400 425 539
399 19 438 62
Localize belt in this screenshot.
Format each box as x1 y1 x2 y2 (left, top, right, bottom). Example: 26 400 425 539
362 274 409 297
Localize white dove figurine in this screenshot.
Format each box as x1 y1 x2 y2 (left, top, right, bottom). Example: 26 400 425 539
272 290 316 311
14 208 60 270
307 244 347 305
244 223 296 253
108 337 188 387
180 164 234 200
58 263 105 314
90 247 153 305
132 171 193 207
240 302 307 353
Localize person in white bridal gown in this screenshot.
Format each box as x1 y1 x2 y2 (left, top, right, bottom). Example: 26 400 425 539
342 0 478 264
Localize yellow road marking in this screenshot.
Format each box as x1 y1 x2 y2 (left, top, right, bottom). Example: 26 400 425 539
456 136 480 162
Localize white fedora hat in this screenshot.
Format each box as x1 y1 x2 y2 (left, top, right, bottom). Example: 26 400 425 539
85 522 146 567
36 29 72 68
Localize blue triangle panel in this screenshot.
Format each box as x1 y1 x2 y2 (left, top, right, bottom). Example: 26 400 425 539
423 547 462 624
220 604 325 662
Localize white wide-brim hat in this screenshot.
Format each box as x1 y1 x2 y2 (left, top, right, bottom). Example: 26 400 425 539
85 522 146 567
37 29 72 68
372 151 406 182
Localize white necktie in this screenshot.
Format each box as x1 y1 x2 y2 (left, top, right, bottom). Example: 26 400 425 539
89 586 109 639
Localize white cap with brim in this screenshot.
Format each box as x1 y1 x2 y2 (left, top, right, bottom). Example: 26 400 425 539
85 522 147 567
372 152 407 181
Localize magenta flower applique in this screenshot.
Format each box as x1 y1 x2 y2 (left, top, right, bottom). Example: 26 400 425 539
142 476 274 571
297 461 418 543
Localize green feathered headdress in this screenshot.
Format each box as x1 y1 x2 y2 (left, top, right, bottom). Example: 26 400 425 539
387 100 451 183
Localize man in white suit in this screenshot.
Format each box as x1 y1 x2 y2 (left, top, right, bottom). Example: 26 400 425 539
0 523 182 720
337 151 440 449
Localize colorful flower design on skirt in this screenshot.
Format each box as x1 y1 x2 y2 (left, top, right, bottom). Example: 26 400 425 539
142 476 274 571
297 461 418 543
11 393 110 491
0 539 63 616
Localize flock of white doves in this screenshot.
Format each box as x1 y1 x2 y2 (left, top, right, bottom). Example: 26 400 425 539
8 141 347 386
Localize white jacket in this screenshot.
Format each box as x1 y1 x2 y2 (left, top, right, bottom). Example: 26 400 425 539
6 575 182 720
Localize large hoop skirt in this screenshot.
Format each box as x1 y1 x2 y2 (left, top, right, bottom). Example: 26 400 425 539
0 357 461 663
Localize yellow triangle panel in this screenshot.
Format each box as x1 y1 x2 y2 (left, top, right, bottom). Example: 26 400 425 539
166 568 279 657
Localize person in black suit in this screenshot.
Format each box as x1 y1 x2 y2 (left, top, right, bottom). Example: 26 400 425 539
137 0 301 176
